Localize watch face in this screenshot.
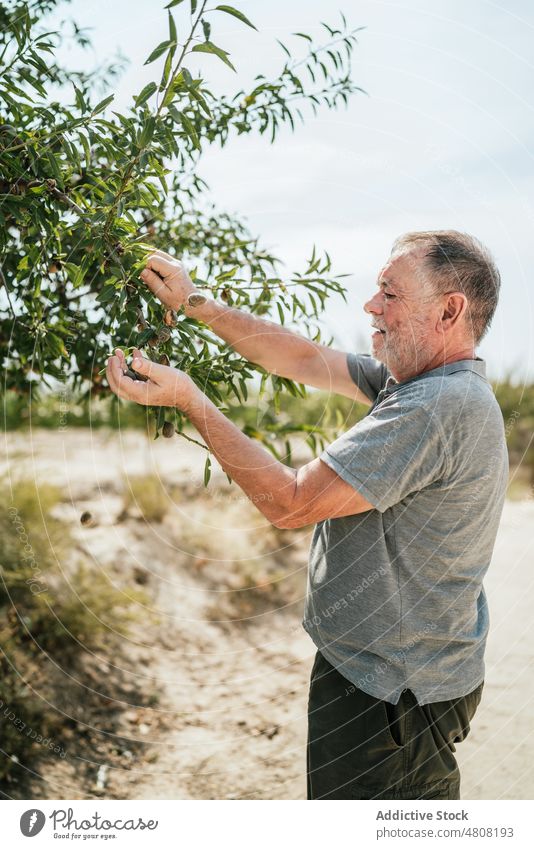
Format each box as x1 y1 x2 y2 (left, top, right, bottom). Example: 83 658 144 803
188 293 207 306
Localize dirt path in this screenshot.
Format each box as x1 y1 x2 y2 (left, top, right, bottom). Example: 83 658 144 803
2 430 533 800
107 516 313 801
456 499 534 800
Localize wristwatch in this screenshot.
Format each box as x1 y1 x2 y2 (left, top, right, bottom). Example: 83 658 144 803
186 292 207 308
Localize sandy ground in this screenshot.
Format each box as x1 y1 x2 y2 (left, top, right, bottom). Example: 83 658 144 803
1 428 533 800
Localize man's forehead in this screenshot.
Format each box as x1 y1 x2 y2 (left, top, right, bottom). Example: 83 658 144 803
378 251 426 292
377 257 403 288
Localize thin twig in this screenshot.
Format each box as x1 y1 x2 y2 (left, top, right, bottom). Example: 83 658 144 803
175 429 209 450
47 184 87 218
0 177 89 219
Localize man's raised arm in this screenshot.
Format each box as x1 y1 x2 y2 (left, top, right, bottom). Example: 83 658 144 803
141 249 372 405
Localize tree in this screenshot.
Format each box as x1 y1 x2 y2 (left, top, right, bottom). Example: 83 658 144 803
0 0 364 455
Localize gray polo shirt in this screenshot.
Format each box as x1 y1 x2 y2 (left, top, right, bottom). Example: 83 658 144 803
303 354 508 705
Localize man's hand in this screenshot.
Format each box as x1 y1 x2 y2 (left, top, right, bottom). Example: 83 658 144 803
106 352 374 529
140 248 198 311
106 348 197 410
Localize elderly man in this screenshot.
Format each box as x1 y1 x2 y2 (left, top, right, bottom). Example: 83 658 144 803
107 230 507 800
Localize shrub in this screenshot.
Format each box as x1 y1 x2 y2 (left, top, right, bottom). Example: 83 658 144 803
0 479 147 786
0 481 66 607
121 474 170 523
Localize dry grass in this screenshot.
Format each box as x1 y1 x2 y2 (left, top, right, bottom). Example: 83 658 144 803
0 478 151 785
162 487 308 622
507 466 534 501
168 493 275 559
121 474 170 522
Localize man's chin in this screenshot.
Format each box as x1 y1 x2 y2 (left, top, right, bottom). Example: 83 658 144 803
371 337 388 363
371 338 402 373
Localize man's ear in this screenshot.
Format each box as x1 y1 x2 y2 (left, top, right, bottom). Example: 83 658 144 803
439 292 468 332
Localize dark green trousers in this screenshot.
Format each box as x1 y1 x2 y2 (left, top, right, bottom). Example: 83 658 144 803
307 650 484 800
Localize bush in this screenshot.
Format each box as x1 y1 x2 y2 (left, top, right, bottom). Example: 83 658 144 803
3 389 151 432
34 564 147 654
121 474 170 523
0 479 147 785
0 481 66 607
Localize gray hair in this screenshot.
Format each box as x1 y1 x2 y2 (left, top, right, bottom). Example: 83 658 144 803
391 230 501 344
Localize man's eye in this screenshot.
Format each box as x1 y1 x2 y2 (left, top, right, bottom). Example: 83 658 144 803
383 293 396 300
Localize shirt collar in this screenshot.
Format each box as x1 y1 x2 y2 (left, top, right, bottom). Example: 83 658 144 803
383 357 487 393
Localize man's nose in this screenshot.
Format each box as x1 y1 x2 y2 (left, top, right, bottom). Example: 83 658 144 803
364 291 383 314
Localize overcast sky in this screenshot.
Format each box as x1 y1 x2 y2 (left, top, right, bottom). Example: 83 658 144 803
52 0 534 381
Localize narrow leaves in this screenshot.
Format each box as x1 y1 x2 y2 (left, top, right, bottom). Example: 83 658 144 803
168 11 177 43
215 5 257 30
134 82 157 107
203 455 212 486
168 106 200 149
191 41 236 72
144 39 174 65
92 94 114 115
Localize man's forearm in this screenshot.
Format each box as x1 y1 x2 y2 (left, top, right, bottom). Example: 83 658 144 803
184 385 297 526
185 296 317 376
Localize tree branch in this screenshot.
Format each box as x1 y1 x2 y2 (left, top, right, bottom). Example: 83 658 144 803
0 177 89 219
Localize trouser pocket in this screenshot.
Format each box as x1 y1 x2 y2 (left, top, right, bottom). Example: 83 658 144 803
422 681 485 752
383 698 406 749
307 651 482 800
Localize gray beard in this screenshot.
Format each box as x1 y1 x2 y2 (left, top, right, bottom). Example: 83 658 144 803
373 327 434 377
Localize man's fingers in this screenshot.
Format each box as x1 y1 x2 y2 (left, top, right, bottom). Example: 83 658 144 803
106 356 123 396
114 348 126 368
145 253 176 277
140 266 170 298
151 248 175 262
107 355 146 402
107 355 131 394
131 351 162 384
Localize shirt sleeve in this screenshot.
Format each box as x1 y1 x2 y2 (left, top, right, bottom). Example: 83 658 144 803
320 385 450 512
346 353 390 402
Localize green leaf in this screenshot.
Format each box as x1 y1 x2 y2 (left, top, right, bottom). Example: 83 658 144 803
138 116 156 148
191 41 236 72
203 455 211 487
46 332 67 359
165 0 185 7
169 106 200 149
215 5 257 30
160 49 174 90
96 283 117 304
276 39 291 58
92 94 114 115
73 85 87 112
144 40 173 65
157 172 168 195
186 85 212 116
45 151 63 184
134 82 157 107
168 10 177 43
